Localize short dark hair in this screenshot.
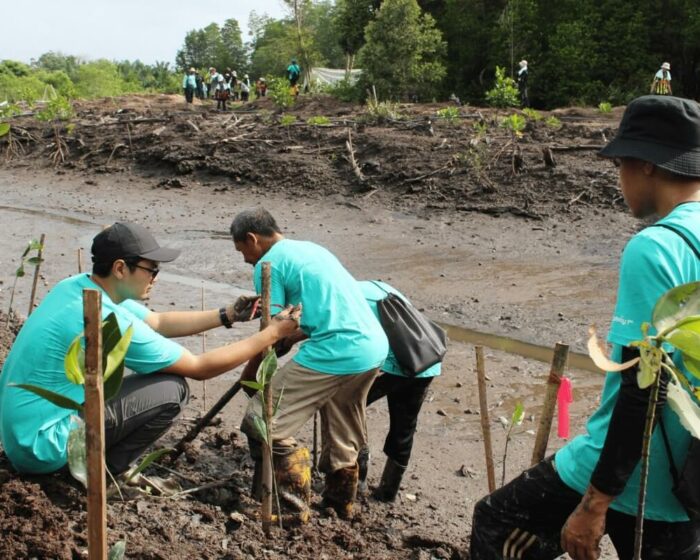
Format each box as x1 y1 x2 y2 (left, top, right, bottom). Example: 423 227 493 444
91 256 141 278
230 208 281 242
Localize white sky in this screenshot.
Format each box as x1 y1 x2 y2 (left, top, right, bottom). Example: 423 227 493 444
3 0 288 65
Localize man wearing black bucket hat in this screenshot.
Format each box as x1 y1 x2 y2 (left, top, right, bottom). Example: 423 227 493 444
471 95 700 559
0 222 300 477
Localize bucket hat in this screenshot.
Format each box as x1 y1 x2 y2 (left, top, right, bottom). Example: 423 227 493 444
599 95 700 178
661 62 671 70
92 222 180 264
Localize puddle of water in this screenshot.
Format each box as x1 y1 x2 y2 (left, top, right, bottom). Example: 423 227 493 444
0 204 96 227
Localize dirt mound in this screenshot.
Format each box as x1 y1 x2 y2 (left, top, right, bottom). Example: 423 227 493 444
2 94 624 220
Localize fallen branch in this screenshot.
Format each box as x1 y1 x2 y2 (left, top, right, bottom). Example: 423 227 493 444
549 144 604 152
403 163 452 185
345 129 366 183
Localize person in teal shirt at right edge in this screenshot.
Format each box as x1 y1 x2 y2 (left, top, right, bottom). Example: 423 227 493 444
356 280 441 503
471 96 700 559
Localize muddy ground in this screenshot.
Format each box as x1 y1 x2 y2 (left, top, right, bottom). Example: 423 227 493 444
0 94 639 558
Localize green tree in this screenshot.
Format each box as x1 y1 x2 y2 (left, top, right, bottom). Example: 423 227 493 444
334 0 379 71
74 60 125 98
358 0 447 101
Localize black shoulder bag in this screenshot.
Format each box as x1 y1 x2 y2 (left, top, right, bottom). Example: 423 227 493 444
370 281 447 376
654 222 700 520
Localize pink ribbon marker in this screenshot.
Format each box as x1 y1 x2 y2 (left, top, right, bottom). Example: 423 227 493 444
557 377 573 439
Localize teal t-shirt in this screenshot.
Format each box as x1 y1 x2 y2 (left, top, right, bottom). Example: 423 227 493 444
253 239 388 375
0 274 184 473
358 280 441 379
556 202 700 521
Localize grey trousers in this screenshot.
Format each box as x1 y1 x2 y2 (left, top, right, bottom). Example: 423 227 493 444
104 373 189 474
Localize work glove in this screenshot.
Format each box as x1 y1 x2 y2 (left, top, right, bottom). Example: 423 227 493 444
226 295 261 323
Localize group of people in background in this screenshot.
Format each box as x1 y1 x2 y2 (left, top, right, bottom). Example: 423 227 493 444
182 66 266 110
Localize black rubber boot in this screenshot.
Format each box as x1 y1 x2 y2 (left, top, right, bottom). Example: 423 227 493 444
357 446 370 496
374 457 406 502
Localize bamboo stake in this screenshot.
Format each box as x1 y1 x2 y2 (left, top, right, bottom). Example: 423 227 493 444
201 284 207 411
83 289 107 560
260 262 273 536
27 233 46 316
475 345 496 493
530 342 569 466
78 248 84 273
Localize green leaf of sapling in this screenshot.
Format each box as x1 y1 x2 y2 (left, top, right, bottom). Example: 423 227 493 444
653 281 700 334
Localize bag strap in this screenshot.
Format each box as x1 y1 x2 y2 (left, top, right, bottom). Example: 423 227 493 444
658 415 681 486
369 280 390 295
653 223 700 260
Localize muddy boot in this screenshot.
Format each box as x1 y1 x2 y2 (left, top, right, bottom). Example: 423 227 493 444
274 446 312 524
321 463 359 519
357 446 370 496
374 457 406 503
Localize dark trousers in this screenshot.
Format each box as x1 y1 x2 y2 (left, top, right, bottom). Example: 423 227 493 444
367 373 433 466
470 456 700 560
104 373 189 474
184 87 194 103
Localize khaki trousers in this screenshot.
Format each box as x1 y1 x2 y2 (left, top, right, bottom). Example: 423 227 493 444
243 360 379 472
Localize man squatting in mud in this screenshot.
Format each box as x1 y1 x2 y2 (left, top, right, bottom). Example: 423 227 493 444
0 222 300 478
231 208 389 519
470 96 700 559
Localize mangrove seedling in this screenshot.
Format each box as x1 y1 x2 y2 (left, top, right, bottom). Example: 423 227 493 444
500 401 525 486
5 238 44 328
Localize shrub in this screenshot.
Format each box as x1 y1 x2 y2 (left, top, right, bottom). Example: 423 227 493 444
279 114 297 126
485 66 519 108
500 113 526 136
436 106 460 123
267 76 295 109
307 115 331 126
598 101 613 113
545 116 562 129
522 107 542 121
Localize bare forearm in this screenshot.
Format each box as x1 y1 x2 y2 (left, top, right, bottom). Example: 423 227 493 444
164 327 278 380
148 309 225 337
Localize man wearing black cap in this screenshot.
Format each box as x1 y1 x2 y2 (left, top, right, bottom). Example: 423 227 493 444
0 222 300 477
471 96 700 559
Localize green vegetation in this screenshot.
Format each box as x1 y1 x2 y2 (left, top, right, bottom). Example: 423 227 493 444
598 101 613 113
436 106 460 124
522 107 542 121
268 77 296 109
307 115 331 126
500 113 527 136
485 66 519 108
357 0 446 101
545 116 562 129
279 114 298 126
5 239 43 326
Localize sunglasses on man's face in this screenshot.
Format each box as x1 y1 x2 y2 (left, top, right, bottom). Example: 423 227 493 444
132 263 160 279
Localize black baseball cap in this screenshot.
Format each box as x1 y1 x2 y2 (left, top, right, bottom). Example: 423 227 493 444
91 222 181 264
599 95 700 178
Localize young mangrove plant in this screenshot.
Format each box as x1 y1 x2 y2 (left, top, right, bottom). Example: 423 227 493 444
500 401 525 486
10 312 133 485
35 96 74 166
5 239 44 328
588 281 700 559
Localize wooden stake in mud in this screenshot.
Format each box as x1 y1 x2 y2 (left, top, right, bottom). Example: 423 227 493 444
475 345 496 493
83 289 107 560
201 284 207 411
530 342 569 466
78 248 84 273
27 233 46 316
260 262 274 536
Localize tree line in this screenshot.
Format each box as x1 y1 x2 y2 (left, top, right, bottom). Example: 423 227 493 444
2 0 699 108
